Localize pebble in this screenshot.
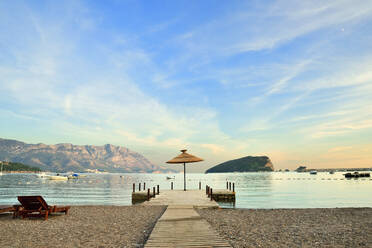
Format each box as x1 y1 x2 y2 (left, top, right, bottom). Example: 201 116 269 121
197 208 372 248
0 205 166 248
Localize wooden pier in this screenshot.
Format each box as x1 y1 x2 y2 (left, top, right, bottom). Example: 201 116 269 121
143 190 219 208
132 183 236 247
145 205 232 248
132 182 236 205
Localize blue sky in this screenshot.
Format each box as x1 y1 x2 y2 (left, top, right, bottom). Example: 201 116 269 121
1 0 372 172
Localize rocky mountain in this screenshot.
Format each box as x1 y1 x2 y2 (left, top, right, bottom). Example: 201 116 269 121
205 156 274 173
0 138 173 173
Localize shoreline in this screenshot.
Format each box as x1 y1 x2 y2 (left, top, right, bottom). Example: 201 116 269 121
2 201 372 209
1 171 41 173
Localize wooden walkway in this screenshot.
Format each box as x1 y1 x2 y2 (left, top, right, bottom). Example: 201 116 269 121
144 190 232 247
145 205 232 248
143 190 219 208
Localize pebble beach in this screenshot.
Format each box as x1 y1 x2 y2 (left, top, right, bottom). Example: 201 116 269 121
0 205 166 248
2 206 372 247
197 208 372 248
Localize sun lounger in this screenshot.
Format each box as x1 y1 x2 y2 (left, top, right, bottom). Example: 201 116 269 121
17 196 70 220
0 205 15 214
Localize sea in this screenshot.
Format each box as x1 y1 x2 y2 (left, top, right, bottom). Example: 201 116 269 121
1 172 371 208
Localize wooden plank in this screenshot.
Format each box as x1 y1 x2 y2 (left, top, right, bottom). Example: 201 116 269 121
145 206 232 248
142 190 219 208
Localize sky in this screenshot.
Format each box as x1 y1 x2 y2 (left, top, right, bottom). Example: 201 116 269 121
1 0 372 172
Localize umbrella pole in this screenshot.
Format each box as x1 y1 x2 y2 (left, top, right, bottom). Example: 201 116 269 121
184 162 186 191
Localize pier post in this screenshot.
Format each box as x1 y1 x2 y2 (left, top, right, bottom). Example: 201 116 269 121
206 185 208 195
147 188 150 201
133 183 135 193
171 182 173 190
199 181 201 190
144 182 146 191
157 185 159 195
153 187 156 198
139 183 141 192
226 181 228 189
229 182 231 191
184 162 186 191
210 188 213 201
233 183 235 192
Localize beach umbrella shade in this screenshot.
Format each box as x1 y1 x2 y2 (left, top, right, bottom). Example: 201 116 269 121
166 149 203 191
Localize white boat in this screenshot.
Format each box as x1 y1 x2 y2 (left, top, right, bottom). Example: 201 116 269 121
310 170 317 175
37 172 48 178
48 175 68 181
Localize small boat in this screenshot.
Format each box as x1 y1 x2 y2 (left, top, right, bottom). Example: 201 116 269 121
309 170 317 175
344 172 370 178
48 175 68 181
166 176 175 180
37 172 49 178
68 173 80 179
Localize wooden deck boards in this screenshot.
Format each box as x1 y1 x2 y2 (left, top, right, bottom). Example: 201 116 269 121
143 190 219 208
145 205 232 248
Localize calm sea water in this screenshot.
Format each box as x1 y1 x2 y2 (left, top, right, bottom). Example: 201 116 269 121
0 172 371 208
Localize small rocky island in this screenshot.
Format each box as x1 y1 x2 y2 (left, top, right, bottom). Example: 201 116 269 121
205 156 274 173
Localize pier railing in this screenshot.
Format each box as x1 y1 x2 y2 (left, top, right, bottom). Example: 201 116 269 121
132 182 160 204
206 181 236 202
132 181 236 204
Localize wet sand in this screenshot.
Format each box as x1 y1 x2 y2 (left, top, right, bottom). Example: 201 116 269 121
197 208 372 248
0 205 166 248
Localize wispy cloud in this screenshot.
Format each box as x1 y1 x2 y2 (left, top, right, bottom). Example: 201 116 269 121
174 0 372 57
1 1 372 170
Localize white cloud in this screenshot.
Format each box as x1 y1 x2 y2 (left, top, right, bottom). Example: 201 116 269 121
174 0 372 57
1 1 372 170
200 144 225 154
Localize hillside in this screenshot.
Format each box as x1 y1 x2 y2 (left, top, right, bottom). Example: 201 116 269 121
205 156 274 173
0 161 41 172
0 138 174 173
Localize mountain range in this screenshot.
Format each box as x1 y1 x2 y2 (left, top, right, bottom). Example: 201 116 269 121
0 138 175 173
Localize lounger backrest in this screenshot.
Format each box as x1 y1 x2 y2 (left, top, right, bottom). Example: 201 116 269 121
18 196 49 210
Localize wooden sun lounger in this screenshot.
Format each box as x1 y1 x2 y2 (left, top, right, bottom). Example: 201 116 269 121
17 196 70 220
0 205 15 214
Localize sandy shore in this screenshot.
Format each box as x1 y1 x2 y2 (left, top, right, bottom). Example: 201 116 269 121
0 205 166 248
197 208 372 248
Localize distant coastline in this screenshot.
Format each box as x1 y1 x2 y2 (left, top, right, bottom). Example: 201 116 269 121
1 170 42 173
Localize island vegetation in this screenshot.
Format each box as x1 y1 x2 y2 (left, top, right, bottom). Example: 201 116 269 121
205 156 274 173
0 161 41 172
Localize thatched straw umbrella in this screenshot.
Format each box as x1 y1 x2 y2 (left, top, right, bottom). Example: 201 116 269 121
166 149 203 191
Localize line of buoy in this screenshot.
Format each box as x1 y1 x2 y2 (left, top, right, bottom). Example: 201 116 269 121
273 178 372 181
